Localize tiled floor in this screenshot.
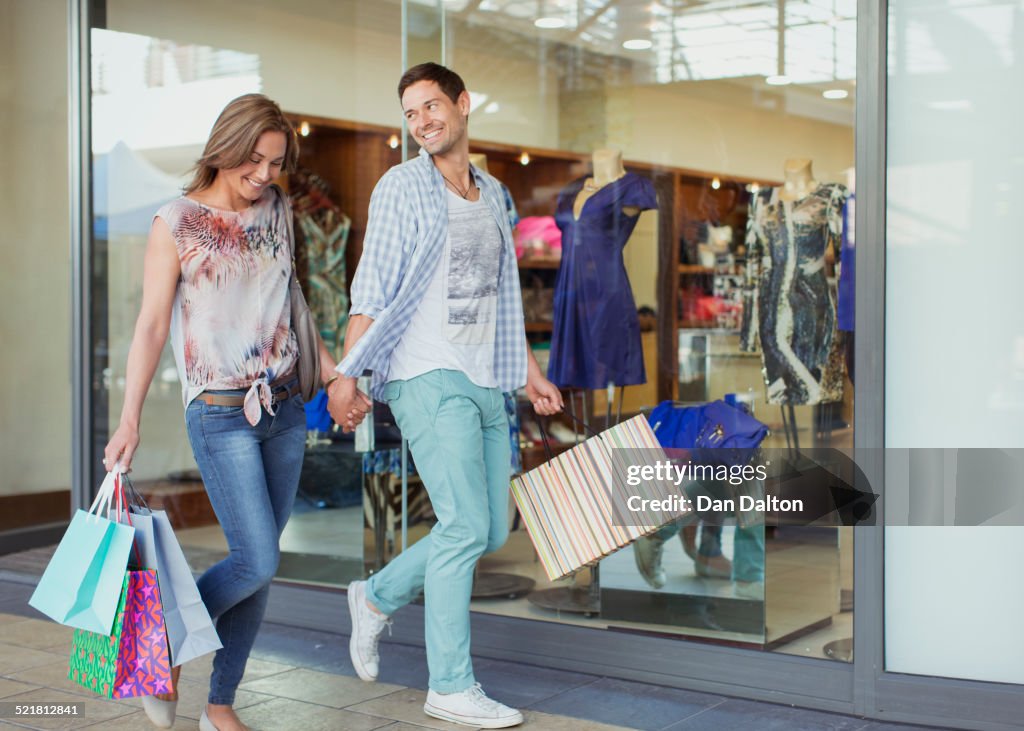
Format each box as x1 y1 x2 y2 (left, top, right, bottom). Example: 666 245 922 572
0 575 948 731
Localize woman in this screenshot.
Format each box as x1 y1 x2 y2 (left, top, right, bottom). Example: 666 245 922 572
104 94 359 731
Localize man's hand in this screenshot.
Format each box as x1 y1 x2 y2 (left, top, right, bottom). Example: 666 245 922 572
525 372 564 416
327 376 373 433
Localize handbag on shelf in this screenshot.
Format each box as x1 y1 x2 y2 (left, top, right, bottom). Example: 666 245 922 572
278 184 321 401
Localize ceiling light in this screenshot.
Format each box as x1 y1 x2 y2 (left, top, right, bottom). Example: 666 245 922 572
387 134 399 149
623 39 653 51
711 177 721 190
519 152 531 166
823 89 849 100
765 75 791 86
299 121 310 137
534 17 566 29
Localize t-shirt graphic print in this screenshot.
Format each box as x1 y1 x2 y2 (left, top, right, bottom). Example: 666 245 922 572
445 194 502 345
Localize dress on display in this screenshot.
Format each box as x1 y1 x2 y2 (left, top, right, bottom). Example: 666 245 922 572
547 173 657 389
740 183 850 405
289 172 351 360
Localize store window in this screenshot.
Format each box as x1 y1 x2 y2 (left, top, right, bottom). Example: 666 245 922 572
0 0 72 546
89 0 859 662
885 0 1024 685
388 0 857 660
91 0 407 585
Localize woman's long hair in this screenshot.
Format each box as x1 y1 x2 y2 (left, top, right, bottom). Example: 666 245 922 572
184 93 299 195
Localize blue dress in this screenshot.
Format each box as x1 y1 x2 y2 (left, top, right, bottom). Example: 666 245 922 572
547 173 658 389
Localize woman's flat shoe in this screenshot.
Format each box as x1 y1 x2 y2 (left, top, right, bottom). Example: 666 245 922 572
141 695 177 728
199 710 219 731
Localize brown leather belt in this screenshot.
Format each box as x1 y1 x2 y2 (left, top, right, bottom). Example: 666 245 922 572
196 378 300 407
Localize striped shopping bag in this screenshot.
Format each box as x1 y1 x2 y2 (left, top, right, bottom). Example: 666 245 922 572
510 414 681 580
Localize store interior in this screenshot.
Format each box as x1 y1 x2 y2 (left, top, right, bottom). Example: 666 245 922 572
93 0 858 664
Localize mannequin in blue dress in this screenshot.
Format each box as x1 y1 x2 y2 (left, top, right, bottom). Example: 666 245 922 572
548 149 658 394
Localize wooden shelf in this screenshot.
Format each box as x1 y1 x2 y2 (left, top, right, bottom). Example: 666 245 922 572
519 256 561 269
525 321 553 333
678 265 715 274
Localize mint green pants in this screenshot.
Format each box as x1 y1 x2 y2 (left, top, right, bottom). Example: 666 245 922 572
366 369 511 693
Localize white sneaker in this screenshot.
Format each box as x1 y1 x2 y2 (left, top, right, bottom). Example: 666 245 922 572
424 683 524 728
347 580 391 681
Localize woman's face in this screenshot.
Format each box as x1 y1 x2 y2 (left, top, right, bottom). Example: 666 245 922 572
224 130 287 202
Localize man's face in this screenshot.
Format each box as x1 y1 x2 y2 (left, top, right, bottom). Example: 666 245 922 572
401 80 469 157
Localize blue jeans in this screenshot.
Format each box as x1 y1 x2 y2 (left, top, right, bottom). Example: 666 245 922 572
184 387 306 705
367 369 510 693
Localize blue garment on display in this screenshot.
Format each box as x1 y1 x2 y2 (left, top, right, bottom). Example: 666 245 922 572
647 399 769 459
304 389 332 432
548 173 657 389
837 194 855 332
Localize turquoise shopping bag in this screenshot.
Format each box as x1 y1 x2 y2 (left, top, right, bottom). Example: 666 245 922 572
29 470 136 635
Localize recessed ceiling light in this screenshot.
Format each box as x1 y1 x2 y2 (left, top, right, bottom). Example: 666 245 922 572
622 39 653 50
765 75 791 86
534 17 566 29
823 89 849 100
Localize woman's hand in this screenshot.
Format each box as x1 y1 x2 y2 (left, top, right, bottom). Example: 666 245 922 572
104 423 140 473
326 376 373 433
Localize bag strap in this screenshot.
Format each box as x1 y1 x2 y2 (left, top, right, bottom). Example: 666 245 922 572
534 410 600 462
274 184 301 283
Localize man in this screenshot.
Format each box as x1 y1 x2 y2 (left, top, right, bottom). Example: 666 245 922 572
326 62 563 729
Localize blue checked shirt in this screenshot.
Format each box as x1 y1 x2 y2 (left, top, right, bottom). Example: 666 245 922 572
337 147 528 398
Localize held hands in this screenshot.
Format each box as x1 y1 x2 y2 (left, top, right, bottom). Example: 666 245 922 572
104 423 140 474
327 376 373 433
525 372 564 416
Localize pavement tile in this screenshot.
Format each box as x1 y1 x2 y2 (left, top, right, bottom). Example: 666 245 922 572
345 688 479 730
239 667 401 708
855 723 947 731
0 687 134 730
0 621 72 654
520 709 639 730
371 643 431 690
0 679 39 700
531 678 723 731
472 658 599 709
6 661 99 699
0 644 67 675
237 697 395 731
118 677 273 722
77 711 202 729
665 699 867 731
178 655 294 686
250 624 348 673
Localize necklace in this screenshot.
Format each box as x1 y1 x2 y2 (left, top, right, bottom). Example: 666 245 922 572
441 172 474 200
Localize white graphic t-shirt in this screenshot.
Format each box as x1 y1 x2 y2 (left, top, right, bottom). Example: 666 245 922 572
388 190 503 387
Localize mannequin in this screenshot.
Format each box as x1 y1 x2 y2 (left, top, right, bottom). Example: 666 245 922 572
779 158 820 201
741 158 850 406
547 148 657 391
574 149 640 219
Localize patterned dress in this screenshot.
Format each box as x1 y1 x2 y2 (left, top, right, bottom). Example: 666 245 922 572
740 183 850 405
156 186 299 411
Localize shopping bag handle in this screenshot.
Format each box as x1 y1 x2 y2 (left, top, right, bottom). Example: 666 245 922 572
113 473 144 568
535 410 601 461
117 472 152 514
87 465 123 518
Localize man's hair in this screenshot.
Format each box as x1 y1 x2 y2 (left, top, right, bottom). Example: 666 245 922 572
398 62 466 103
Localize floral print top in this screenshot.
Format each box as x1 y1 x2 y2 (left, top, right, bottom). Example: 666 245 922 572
157 185 298 417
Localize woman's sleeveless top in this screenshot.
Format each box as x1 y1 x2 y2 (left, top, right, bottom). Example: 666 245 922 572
155 186 298 411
